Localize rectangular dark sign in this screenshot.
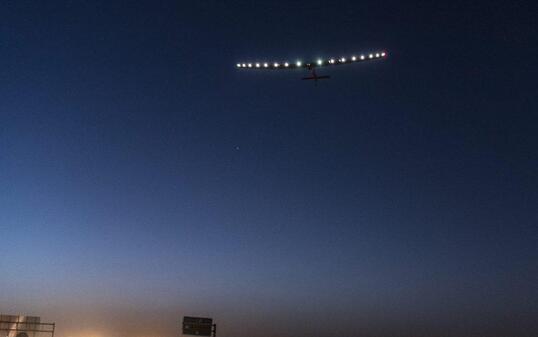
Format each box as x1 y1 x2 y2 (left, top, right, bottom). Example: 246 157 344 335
182 317 213 336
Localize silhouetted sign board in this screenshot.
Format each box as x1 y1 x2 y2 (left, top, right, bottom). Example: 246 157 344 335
182 317 213 336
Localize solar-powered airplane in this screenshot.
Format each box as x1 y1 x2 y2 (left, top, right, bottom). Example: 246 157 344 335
236 51 387 82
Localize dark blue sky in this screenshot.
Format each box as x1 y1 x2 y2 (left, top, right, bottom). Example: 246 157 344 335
1 1 537 337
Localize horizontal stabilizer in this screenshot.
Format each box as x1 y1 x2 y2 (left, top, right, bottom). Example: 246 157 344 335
301 75 330 80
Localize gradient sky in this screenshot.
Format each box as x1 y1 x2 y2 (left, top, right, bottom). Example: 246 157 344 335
1 1 537 337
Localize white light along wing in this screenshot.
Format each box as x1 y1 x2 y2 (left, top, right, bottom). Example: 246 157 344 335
236 51 387 69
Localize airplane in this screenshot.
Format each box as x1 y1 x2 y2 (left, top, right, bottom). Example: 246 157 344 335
236 51 387 83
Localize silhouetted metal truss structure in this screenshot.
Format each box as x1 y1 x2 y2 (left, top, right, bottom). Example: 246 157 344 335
0 316 55 337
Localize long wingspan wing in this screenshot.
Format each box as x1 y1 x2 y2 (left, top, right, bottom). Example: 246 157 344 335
236 51 387 70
